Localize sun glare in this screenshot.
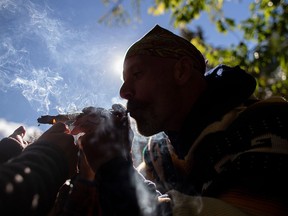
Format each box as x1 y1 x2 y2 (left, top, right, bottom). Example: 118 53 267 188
112 55 124 79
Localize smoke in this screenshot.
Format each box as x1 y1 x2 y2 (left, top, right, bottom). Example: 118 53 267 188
0 0 125 115
0 2 170 213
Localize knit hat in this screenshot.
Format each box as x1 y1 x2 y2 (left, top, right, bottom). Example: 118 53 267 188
125 24 206 74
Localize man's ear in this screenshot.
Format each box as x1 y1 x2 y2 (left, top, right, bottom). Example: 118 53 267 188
174 57 193 85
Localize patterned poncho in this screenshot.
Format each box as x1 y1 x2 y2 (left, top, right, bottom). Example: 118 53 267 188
138 65 288 215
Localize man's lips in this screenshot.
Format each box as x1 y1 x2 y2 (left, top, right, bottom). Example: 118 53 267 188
127 101 139 112
127 104 142 118
127 100 148 118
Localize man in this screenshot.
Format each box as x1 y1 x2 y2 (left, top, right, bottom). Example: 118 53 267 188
75 25 288 215
119 25 288 215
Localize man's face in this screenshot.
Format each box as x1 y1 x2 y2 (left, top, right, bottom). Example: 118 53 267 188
120 55 179 136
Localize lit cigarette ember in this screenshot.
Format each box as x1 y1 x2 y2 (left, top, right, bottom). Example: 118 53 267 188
37 113 81 125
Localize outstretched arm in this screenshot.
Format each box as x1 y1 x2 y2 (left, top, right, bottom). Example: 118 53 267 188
0 123 78 216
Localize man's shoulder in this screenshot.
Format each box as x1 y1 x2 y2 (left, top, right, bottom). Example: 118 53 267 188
245 96 288 112
232 96 288 125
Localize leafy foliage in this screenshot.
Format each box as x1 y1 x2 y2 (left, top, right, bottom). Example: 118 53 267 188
100 0 288 99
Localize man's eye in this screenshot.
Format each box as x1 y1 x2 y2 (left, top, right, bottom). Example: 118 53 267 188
133 71 142 78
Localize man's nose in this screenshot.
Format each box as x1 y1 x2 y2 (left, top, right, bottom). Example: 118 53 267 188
119 82 134 100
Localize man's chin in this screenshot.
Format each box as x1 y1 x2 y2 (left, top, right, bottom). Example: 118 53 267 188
136 123 159 137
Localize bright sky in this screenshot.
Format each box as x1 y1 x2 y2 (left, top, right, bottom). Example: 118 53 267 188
0 0 251 138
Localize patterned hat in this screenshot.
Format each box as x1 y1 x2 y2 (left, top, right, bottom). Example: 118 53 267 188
125 24 206 74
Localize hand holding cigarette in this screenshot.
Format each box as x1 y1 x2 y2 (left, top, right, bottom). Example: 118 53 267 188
69 104 133 173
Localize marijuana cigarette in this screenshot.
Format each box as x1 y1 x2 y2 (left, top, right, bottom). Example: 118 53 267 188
37 113 81 125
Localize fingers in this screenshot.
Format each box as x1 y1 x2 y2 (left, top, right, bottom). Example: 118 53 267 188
8 126 28 148
37 122 74 145
111 103 126 115
70 104 128 136
10 126 26 138
70 127 81 135
13 126 26 136
70 107 109 135
70 119 95 135
111 104 127 122
47 122 70 134
71 108 98 135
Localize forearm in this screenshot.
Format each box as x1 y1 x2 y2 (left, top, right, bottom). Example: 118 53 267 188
0 142 69 215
